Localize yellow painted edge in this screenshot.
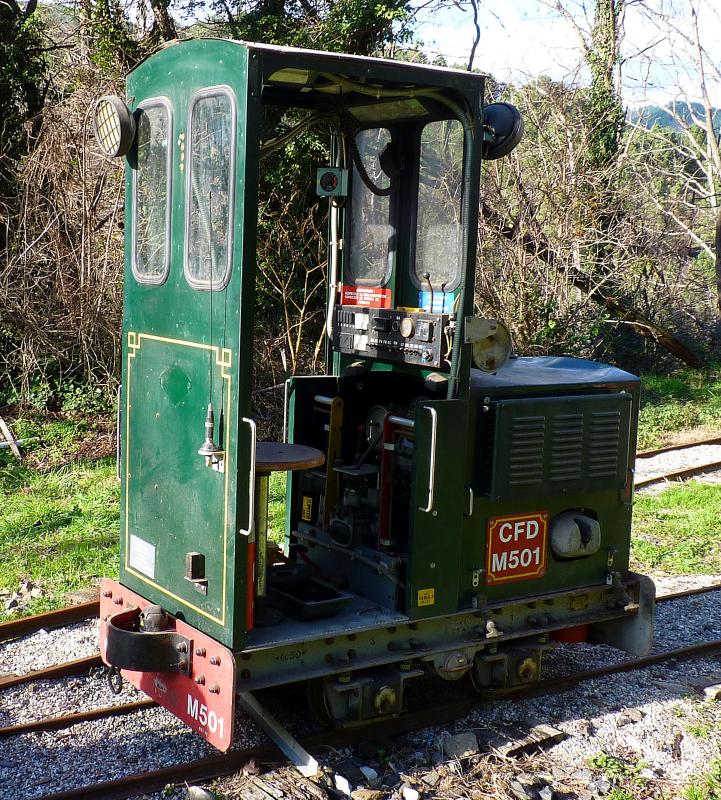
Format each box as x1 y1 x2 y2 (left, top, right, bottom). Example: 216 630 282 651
124 331 233 626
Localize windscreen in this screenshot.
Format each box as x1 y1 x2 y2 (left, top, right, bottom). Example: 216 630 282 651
133 101 171 283
347 128 394 287
414 119 463 292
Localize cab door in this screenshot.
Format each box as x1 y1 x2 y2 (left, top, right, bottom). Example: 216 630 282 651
119 42 252 648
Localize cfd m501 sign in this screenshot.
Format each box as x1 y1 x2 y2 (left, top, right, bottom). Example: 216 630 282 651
486 512 548 585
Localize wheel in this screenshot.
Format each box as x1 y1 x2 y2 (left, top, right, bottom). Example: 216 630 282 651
306 678 337 728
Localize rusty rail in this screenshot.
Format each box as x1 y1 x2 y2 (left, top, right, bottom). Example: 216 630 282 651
0 600 99 644
0 655 101 691
638 435 721 459
31 631 721 799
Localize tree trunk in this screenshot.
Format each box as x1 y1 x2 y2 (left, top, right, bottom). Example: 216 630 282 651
149 0 177 41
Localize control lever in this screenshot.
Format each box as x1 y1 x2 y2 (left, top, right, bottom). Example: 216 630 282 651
423 272 434 313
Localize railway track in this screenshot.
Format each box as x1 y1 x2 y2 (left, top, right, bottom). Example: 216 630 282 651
0 600 98 644
637 434 721 459
636 434 721 488
28 633 721 800
0 583 719 799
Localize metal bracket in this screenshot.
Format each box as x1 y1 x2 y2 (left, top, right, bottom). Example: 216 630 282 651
238 690 318 778
105 606 192 676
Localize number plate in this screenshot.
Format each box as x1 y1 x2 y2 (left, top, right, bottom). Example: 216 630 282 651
99 578 235 751
485 512 548 585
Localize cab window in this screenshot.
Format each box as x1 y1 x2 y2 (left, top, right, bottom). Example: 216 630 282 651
133 99 171 284
414 119 463 292
348 127 394 287
185 88 235 290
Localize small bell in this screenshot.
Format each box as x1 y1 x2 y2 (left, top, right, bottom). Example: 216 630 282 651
198 403 224 463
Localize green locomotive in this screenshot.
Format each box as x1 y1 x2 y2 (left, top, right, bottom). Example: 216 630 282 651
95 38 654 751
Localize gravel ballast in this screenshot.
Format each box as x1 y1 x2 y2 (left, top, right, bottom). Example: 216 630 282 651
0 577 719 799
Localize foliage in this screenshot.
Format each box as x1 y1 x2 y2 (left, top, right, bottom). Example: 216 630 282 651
82 0 140 69
0 1 48 205
588 752 642 781
206 0 412 54
637 366 721 449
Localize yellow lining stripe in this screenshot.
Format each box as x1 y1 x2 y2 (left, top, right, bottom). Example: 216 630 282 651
124 331 232 625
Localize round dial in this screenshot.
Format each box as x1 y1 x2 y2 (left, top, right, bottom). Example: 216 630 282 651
319 171 339 192
399 317 415 339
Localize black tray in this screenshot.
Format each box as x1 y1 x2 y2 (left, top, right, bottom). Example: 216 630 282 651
267 577 352 621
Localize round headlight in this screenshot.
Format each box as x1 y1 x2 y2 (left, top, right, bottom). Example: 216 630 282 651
93 95 136 158
467 317 513 373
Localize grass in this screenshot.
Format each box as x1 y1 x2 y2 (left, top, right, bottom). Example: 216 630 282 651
268 471 287 545
685 759 721 800
631 482 721 575
637 367 721 450
0 423 119 616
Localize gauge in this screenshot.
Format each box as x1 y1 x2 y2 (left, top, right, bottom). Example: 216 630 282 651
399 317 415 339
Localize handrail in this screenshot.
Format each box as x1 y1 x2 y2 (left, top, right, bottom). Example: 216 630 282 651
283 378 292 442
418 407 438 514
239 417 257 537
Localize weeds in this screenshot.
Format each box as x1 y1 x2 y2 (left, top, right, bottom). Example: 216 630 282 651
685 758 721 800
638 367 721 450
588 752 641 781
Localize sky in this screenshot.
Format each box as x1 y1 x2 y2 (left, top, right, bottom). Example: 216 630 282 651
414 0 721 107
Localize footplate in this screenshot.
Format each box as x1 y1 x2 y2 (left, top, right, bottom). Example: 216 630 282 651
99 578 235 750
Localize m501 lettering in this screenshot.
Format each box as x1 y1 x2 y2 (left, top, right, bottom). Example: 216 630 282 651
187 694 225 738
486 512 548 585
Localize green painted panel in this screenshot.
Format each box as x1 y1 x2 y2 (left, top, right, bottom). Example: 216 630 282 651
407 399 468 618
119 40 252 648
457 387 637 608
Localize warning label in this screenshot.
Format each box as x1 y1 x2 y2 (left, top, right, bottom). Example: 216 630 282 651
417 587 435 607
340 285 392 308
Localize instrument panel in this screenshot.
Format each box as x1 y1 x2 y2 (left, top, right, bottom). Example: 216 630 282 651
333 305 450 369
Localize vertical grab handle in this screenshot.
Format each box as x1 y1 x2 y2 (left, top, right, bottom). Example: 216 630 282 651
116 384 122 482
239 417 257 537
282 378 291 443
418 406 438 514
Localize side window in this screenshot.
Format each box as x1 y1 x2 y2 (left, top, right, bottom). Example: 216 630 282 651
185 88 235 290
348 128 394 287
133 100 171 284
414 119 463 292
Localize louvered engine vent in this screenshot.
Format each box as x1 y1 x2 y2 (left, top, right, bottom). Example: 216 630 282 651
488 394 631 500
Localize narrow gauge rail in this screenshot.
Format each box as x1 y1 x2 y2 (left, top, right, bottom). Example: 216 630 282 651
638 434 721 459
635 460 721 488
0 600 98 644
635 435 721 487
29 631 721 800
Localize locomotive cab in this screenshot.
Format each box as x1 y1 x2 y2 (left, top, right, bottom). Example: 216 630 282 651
96 39 654 751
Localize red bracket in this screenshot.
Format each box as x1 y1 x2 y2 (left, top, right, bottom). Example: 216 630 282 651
99 578 236 751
